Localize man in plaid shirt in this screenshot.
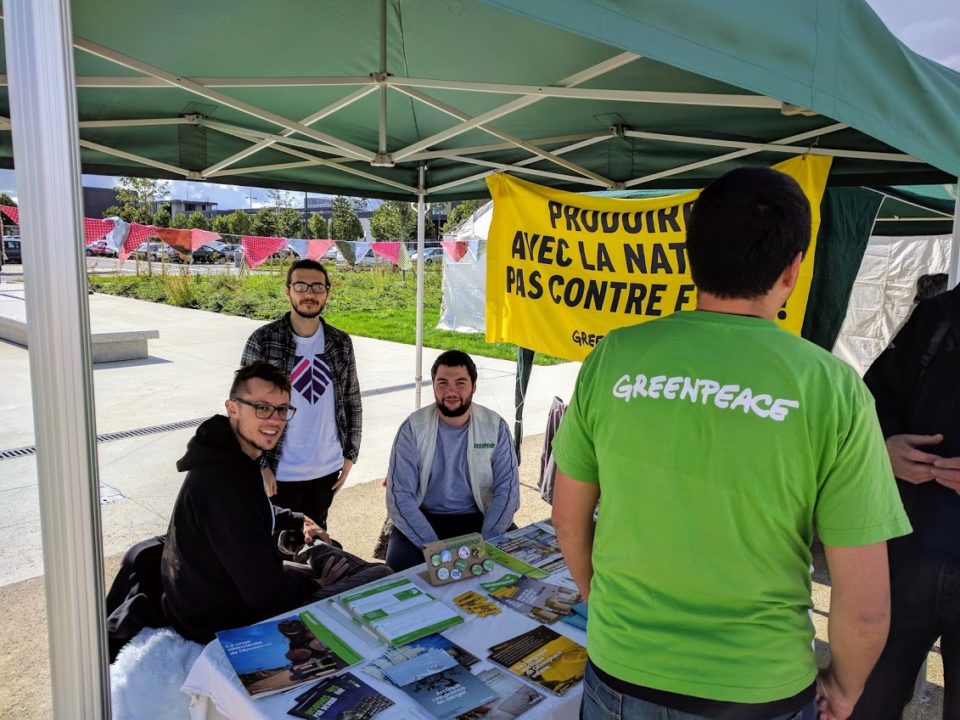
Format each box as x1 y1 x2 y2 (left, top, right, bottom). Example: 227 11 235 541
242 259 361 529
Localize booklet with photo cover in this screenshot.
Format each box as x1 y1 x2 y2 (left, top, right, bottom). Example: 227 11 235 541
456 667 545 720
363 633 479 684
390 657 499 720
339 577 464 647
479 573 582 624
487 625 587 697
485 525 566 578
288 672 394 719
216 611 363 697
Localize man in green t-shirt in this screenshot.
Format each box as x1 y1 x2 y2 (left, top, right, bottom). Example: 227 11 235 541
552 166 911 720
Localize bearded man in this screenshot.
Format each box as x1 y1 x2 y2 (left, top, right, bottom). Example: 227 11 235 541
242 259 361 529
384 350 520 570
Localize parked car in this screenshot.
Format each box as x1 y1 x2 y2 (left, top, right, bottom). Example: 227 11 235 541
192 242 227 264
411 246 444 265
267 247 301 262
220 243 243 262
132 241 183 263
85 239 118 258
2 236 22 264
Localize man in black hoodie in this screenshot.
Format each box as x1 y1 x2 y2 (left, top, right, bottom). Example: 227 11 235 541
160 361 391 643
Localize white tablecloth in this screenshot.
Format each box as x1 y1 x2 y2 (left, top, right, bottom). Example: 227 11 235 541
182 561 586 719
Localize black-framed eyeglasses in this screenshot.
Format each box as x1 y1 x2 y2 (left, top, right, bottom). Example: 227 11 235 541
231 396 297 420
289 281 330 294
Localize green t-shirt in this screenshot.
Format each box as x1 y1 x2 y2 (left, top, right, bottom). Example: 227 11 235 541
553 310 910 703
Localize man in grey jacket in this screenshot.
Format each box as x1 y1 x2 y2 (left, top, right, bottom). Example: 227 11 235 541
385 350 519 570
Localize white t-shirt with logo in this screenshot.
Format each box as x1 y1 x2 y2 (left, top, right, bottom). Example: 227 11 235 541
276 324 343 481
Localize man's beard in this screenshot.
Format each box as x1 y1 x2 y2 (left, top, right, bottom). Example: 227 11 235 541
233 418 280 455
292 300 323 319
436 395 472 418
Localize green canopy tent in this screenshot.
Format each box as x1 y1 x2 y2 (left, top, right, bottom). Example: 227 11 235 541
2 1 959 714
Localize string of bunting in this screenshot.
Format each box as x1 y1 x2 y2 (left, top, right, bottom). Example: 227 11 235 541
0 205 475 269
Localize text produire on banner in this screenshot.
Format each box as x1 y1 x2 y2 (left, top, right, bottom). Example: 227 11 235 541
484 156 832 362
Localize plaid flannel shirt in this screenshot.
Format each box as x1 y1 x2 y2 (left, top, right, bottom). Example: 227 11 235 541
241 313 362 471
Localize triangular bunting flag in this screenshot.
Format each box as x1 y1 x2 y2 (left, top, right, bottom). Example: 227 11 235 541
371 241 401 265
335 241 358 265
83 217 115 246
0 205 19 225
352 242 372 264
441 240 469 262
191 228 222 251
152 227 193 254
307 239 334 261
286 239 309 260
468 238 479 260
120 223 157 262
241 235 288 268
397 243 413 271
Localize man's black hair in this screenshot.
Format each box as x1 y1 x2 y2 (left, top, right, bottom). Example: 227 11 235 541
286 259 329 287
431 350 478 384
230 361 291 398
686 166 811 299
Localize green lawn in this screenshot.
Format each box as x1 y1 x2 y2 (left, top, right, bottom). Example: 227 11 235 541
87 265 565 365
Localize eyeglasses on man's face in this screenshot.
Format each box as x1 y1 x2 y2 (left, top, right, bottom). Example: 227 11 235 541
231 396 297 420
289 281 330 294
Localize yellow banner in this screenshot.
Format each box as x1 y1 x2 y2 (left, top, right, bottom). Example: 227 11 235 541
485 156 832 361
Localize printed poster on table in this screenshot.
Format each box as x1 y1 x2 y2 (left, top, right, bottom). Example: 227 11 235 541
485 155 832 361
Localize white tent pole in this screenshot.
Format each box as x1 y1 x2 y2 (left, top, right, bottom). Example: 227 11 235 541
3 0 110 716
949 179 960 289
415 165 426 408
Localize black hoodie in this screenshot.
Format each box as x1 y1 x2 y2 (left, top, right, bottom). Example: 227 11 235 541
160 414 314 643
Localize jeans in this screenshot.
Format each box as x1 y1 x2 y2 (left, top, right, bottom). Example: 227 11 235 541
849 535 960 720
581 662 816 720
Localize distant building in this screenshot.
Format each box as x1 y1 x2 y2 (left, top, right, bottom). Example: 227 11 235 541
82 187 120 219
151 199 218 218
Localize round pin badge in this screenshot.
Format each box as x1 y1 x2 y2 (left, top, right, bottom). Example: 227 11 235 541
436 567 450 581
450 569 462 581
482 559 495 572
454 559 467 571
430 554 442 567
457 545 470 560
470 563 484 576
440 550 452 564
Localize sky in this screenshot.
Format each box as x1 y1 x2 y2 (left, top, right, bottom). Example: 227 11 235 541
1 0 957 208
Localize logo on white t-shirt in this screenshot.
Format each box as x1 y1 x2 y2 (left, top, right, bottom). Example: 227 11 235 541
290 353 333 404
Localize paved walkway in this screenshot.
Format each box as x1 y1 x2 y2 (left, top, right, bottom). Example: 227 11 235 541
0 281 580 586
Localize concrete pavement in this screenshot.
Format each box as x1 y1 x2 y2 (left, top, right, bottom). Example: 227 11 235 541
0 280 580 586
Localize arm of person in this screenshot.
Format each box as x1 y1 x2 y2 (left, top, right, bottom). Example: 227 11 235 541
551 469 600 600
340 337 363 463
817 542 891 720
385 421 438 547
204 486 312 614
331 457 353 493
480 420 521 539
885 433 943 485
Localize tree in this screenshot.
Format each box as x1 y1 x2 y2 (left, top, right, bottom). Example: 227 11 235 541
307 212 328 239
266 188 295 209
0 193 16 207
370 200 435 241
152 205 172 228
210 214 231 236
275 207 304 238
225 210 252 237
252 207 278 237
171 211 190 229
442 199 483 233
329 195 363 240
114 176 169 225
186 211 209 231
